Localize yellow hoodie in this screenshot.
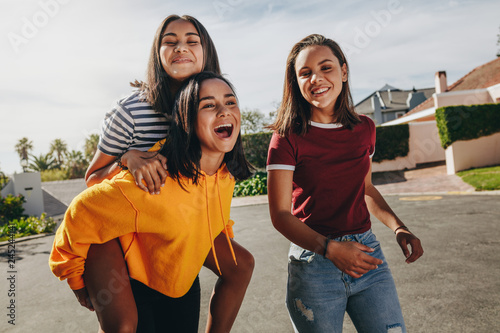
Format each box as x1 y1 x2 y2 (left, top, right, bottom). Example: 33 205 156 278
49 165 235 298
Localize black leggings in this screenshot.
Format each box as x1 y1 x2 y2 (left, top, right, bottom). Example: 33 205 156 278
130 276 201 333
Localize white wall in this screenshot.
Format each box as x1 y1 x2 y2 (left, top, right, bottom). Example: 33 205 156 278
445 132 500 174
1 172 44 217
372 121 445 172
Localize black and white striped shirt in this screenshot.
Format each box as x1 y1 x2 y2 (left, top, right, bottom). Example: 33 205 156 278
98 91 170 156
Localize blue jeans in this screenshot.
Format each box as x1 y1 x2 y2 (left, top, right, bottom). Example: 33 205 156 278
286 229 406 333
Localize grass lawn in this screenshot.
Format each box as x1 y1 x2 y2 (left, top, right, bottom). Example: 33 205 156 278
457 165 500 191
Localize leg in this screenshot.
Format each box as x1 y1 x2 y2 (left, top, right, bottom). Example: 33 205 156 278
85 239 138 333
203 233 255 333
346 232 406 333
286 243 347 333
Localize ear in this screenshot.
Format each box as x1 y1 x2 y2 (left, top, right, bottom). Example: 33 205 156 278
341 63 348 82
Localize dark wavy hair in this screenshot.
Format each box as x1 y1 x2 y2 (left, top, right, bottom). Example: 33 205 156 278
133 15 221 116
268 34 360 136
160 72 253 186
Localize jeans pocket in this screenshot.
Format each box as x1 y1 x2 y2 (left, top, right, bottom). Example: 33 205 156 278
288 243 315 264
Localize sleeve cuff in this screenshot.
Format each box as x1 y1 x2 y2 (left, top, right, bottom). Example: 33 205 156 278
67 276 85 291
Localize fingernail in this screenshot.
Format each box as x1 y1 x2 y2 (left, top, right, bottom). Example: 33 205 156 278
155 191 160 195
161 183 165 187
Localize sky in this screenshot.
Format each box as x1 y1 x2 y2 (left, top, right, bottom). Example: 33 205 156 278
1 0 499 175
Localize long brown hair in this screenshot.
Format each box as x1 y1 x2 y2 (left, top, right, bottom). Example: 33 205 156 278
134 15 221 116
269 34 360 136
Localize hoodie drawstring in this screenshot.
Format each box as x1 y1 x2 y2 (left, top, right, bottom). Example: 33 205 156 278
216 172 238 267
204 170 238 276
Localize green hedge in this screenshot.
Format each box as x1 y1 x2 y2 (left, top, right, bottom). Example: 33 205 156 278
373 124 410 163
436 104 500 149
241 132 273 169
0 194 26 226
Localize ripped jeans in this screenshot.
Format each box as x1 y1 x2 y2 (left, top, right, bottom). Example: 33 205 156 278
286 229 406 333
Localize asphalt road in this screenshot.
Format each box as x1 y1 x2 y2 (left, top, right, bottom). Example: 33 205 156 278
1 194 499 332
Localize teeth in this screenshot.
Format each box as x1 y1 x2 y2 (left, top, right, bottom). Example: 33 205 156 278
313 87 329 94
215 124 233 130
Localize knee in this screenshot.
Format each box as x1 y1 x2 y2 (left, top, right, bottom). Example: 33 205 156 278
100 319 137 333
234 248 255 281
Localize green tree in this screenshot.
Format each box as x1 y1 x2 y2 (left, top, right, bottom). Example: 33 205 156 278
49 138 68 167
28 153 57 172
65 150 87 179
84 133 100 162
14 137 33 171
241 108 268 134
0 170 9 189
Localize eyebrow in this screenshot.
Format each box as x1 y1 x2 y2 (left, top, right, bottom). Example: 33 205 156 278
298 59 334 71
161 32 200 39
199 94 235 102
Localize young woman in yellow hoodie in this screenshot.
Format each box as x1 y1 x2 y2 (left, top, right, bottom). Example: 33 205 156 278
50 72 254 332
82 15 255 333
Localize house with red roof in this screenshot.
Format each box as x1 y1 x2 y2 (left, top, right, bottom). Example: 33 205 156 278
383 57 500 125
379 57 500 174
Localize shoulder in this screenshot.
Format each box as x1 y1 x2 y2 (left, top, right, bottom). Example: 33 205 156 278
115 90 153 113
358 114 374 127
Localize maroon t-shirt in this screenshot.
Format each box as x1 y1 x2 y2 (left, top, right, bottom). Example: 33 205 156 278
267 115 375 237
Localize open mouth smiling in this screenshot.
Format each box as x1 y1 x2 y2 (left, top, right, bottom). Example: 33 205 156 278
214 124 234 138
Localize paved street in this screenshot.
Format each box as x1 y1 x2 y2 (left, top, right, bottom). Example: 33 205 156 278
1 192 499 332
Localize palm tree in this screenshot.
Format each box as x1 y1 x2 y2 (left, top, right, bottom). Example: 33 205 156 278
14 137 33 171
84 134 100 162
28 153 57 172
49 139 68 167
65 150 87 179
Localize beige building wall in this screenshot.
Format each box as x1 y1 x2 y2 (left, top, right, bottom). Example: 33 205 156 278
372 121 445 172
434 89 493 109
445 132 500 175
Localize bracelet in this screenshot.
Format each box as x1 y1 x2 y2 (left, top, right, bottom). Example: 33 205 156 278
116 154 128 170
394 226 409 234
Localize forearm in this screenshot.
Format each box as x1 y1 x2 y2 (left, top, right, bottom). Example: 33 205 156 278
86 162 122 187
271 211 328 256
365 184 404 232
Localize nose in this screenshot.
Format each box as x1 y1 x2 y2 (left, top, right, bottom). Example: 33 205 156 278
218 105 229 117
174 42 187 53
311 72 322 84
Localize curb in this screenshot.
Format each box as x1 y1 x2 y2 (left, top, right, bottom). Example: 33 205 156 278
0 232 55 247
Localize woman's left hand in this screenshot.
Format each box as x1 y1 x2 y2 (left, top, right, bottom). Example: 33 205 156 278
396 230 423 263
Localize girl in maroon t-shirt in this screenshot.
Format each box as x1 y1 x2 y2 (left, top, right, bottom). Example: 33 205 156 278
267 34 423 332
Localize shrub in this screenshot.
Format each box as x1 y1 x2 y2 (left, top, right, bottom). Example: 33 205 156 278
0 213 56 241
234 172 268 197
436 103 500 149
373 124 410 163
0 194 26 226
41 168 68 182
